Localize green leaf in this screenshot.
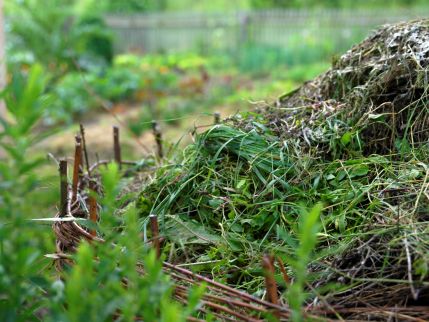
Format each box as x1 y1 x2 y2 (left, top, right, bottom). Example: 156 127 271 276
236 179 247 190
395 138 412 154
398 168 421 180
368 113 386 120
276 225 298 248
208 198 223 208
350 164 369 178
325 174 335 181
340 131 352 145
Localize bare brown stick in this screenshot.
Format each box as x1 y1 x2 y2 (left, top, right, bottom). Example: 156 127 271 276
186 317 205 322
201 300 260 321
214 111 221 124
262 254 280 319
71 136 83 203
174 293 228 321
88 179 98 237
175 284 269 315
151 121 163 158
59 159 68 218
113 126 122 169
149 214 160 258
79 124 90 175
163 262 289 314
276 256 290 285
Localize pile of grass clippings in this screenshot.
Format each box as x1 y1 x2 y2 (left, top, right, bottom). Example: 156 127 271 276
136 20 429 319
265 20 429 156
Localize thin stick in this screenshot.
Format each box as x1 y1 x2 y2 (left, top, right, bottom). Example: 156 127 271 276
262 254 280 318
163 262 289 314
71 136 82 203
150 214 160 258
88 179 98 237
403 238 418 300
79 124 90 175
175 284 269 315
151 121 163 158
201 300 260 321
59 159 68 218
276 256 290 285
113 126 122 169
214 111 221 124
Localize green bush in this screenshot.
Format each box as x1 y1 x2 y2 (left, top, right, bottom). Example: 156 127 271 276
0 66 198 321
0 64 56 321
49 73 97 124
91 66 141 102
7 0 113 74
49 66 141 124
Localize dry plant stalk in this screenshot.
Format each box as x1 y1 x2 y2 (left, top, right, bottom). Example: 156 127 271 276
151 121 163 158
71 136 82 203
80 123 90 175
88 179 98 237
113 126 122 168
59 159 68 218
276 257 290 285
149 214 161 258
262 254 280 319
214 111 221 124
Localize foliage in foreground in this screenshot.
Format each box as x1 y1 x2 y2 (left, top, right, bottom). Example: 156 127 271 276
50 163 203 322
0 67 196 321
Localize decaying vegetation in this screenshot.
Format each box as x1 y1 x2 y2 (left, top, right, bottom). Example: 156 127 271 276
52 20 429 320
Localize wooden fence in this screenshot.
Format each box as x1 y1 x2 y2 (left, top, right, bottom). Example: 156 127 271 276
105 8 429 56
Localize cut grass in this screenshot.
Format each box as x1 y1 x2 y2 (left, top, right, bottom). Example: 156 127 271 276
133 20 429 319
137 122 428 308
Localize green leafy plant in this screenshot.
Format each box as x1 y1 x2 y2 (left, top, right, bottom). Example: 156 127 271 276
7 0 113 74
0 64 55 321
286 203 323 322
0 64 203 321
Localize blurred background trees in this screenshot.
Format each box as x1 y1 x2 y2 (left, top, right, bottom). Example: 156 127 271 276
5 0 428 126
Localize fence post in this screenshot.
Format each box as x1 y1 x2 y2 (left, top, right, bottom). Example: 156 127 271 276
239 12 251 45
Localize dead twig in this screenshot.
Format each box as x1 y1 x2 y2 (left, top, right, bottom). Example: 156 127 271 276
59 159 68 218
149 214 160 258
88 179 98 237
113 126 122 169
152 121 163 159
262 254 280 319
71 136 82 203
80 124 91 176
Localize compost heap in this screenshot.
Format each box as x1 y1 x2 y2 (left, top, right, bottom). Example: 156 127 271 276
137 20 429 317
